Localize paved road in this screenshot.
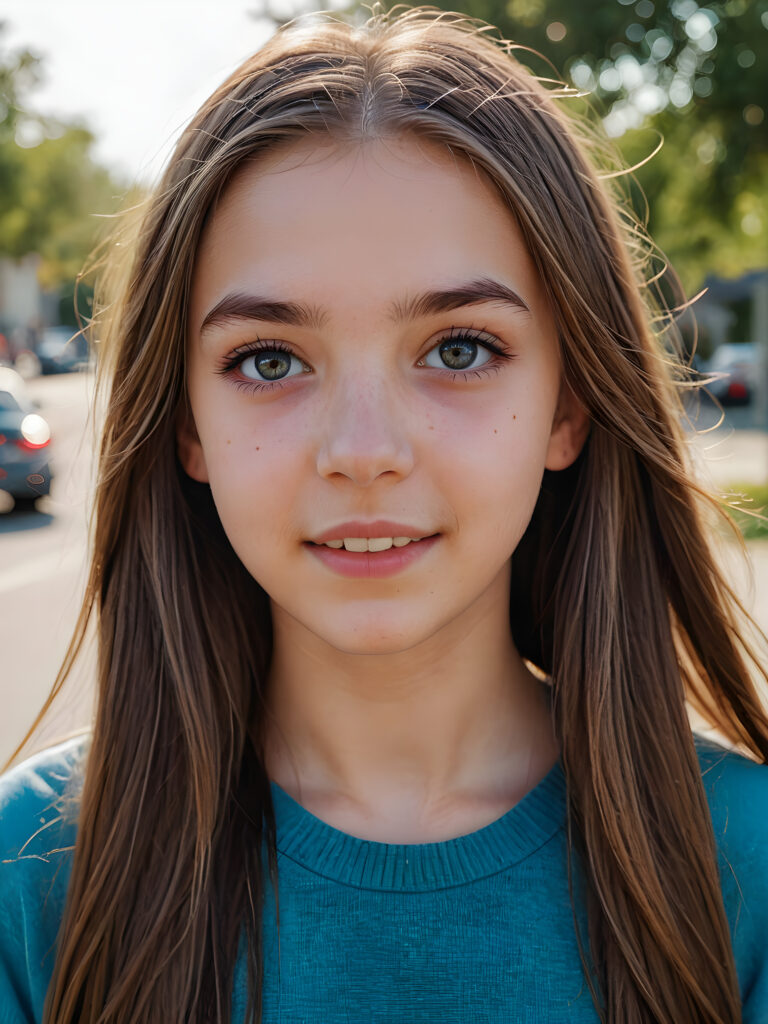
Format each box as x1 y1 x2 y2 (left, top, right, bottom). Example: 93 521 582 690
0 372 96 764
686 390 768 487
1 375 767 766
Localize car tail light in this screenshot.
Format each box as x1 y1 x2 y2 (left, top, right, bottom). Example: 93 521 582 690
14 438 50 451
17 413 51 448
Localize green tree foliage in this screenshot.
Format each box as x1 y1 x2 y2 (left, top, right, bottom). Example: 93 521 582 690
0 28 40 250
5 125 121 291
0 23 126 307
439 0 767 291
272 0 765 292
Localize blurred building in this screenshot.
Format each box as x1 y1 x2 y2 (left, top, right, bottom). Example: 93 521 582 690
0 255 43 332
693 269 768 352
0 255 60 359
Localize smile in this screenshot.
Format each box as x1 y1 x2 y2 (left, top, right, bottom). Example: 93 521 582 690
305 534 440 579
317 536 424 552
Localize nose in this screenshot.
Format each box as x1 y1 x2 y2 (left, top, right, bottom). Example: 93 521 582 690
315 375 415 486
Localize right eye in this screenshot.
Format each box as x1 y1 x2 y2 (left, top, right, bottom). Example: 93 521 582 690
238 343 307 382
218 340 310 390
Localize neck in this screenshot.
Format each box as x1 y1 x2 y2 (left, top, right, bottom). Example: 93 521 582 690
261 583 558 829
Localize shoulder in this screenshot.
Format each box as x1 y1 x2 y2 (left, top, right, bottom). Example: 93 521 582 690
694 733 768 854
0 735 88 1023
693 733 768 880
0 734 88 862
694 733 768 1016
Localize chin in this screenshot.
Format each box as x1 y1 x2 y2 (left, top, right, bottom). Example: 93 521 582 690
309 620 430 657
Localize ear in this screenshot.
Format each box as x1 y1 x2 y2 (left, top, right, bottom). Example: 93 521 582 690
544 378 591 471
175 402 209 483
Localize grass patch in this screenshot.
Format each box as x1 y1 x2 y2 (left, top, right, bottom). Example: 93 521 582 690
721 483 768 541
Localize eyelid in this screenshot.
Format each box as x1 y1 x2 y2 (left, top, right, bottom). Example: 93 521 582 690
214 339 306 376
420 325 513 359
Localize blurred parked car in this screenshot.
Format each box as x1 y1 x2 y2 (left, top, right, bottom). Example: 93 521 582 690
703 343 759 406
0 367 52 509
37 326 89 375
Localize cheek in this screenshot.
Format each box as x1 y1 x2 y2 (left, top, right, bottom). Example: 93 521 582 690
207 447 299 588
429 386 553 477
432 398 551 544
211 438 287 500
198 411 298 549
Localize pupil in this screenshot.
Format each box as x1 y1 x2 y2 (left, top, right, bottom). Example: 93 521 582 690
257 351 290 380
440 338 476 370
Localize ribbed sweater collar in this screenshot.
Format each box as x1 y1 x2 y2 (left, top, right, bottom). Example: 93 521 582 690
268 759 567 892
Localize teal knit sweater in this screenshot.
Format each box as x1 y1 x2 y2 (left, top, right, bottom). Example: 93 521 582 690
1 735 767 1022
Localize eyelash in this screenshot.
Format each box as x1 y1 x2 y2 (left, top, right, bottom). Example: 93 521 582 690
215 326 515 394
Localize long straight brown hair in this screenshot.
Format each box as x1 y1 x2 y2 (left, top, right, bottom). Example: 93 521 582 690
17 6 768 1022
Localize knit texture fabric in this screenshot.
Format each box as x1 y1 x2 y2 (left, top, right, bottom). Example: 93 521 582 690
1 734 767 1022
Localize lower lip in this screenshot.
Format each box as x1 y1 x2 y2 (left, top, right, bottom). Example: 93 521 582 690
305 535 440 579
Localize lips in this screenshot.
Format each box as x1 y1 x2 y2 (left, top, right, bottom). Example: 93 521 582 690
304 533 440 579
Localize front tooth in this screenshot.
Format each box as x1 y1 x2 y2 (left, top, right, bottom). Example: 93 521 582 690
339 536 417 552
343 537 369 552
368 537 394 552
323 539 344 548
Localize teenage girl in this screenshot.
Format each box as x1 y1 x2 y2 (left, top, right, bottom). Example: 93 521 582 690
1 7 767 1023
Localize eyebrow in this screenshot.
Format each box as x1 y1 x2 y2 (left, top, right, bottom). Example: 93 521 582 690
198 277 531 338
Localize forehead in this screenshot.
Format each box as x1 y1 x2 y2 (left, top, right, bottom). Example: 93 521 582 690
222 131 501 202
217 133 504 218
189 134 545 326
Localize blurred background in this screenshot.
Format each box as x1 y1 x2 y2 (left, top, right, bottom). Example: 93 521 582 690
0 0 766 764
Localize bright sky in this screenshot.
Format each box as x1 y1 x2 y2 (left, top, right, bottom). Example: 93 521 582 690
2 0 286 186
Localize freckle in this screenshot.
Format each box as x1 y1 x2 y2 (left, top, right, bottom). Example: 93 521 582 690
493 429 498 434
513 415 517 420
256 446 260 451
226 439 231 445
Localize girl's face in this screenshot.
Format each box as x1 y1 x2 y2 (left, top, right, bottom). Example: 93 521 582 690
181 134 588 655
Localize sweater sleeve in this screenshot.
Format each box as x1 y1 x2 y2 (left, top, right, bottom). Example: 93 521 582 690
0 861 44 1024
0 739 84 1024
697 739 768 1021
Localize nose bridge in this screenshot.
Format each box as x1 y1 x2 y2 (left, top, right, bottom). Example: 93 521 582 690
316 360 414 484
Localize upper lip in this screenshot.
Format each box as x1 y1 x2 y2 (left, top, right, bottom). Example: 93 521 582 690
309 521 437 544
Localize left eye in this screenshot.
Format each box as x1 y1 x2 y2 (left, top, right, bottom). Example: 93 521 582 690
421 336 494 371
239 347 305 382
